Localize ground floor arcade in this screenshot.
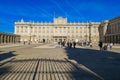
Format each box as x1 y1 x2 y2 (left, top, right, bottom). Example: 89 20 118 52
0 32 20 44
105 34 120 44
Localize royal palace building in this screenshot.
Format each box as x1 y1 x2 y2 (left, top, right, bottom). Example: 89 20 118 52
104 16 120 44
14 16 100 44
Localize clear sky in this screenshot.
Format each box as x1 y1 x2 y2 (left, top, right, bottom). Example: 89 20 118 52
0 0 120 33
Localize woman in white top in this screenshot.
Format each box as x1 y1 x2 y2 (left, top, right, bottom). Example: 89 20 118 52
110 43 113 50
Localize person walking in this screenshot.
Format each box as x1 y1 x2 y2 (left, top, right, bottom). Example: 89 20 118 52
99 41 103 51
62 41 65 47
90 42 92 48
24 41 25 45
110 43 113 50
67 41 70 48
81 42 83 47
69 42 72 48
59 41 62 48
73 41 76 48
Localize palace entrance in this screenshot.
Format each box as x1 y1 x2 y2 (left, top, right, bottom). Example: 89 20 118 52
53 36 67 42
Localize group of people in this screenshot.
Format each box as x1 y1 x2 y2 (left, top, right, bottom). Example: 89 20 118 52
67 41 76 48
98 41 113 51
81 42 93 47
58 41 66 48
58 41 77 48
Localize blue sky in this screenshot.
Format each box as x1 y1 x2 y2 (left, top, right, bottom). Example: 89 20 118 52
0 0 120 33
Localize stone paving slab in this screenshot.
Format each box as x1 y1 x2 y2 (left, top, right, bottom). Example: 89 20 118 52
0 58 102 80
34 44 59 48
0 43 44 49
0 44 24 48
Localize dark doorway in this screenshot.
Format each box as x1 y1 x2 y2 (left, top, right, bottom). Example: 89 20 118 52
43 39 45 43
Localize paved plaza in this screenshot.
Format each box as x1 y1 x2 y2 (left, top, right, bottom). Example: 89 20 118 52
0 43 120 80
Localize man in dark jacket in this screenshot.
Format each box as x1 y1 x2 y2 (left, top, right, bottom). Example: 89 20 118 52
73 41 76 48
99 41 103 51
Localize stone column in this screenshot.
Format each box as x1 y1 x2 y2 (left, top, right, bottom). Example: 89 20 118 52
14 37 15 43
2 35 4 43
1 35 3 44
114 35 116 44
10 36 12 43
116 35 118 44
117 35 119 44
107 36 110 43
18 36 20 43
9 36 11 43
16 36 20 43
110 36 111 43
111 35 113 43
14 37 16 43
0 34 3 44
107 36 109 43
112 35 113 43
12 36 15 43
109 36 111 43
4 35 7 44
106 36 108 43
7 36 10 43
14 37 17 43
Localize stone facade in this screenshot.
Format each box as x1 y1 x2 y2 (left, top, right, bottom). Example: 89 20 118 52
0 32 20 44
104 16 120 44
98 20 109 42
14 16 100 44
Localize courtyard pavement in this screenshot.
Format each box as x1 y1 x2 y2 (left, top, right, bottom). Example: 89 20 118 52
0 43 120 80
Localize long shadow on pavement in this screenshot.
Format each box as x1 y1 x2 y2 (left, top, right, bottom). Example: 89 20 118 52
0 58 101 80
64 47 120 80
0 51 16 61
0 51 16 77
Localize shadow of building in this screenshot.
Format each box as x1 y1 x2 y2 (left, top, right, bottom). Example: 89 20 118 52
64 47 120 80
